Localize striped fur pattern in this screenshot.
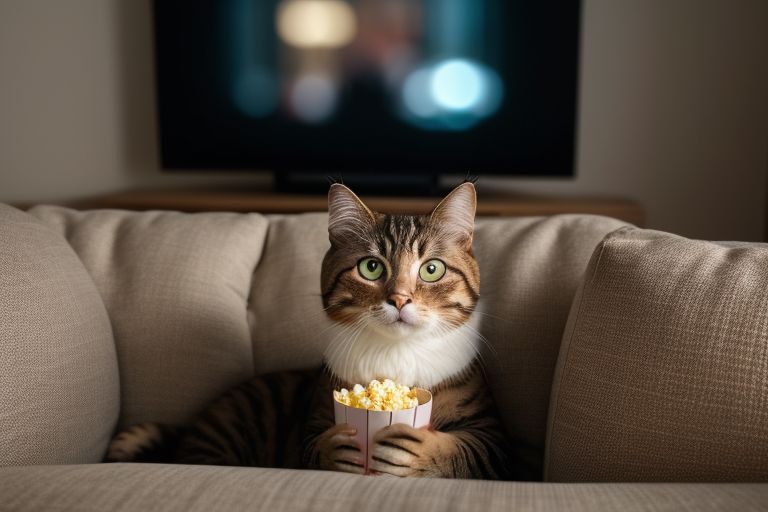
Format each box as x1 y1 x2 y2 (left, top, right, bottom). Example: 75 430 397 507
107 369 320 467
107 183 516 479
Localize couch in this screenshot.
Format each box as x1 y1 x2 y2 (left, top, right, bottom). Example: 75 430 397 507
1 203 767 511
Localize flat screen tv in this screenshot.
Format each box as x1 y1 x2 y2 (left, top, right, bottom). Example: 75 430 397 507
153 0 581 192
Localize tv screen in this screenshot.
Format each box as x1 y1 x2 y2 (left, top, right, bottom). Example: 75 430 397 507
154 0 581 183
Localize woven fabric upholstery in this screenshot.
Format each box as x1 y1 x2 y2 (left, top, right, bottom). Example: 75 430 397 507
247 214 337 376
1 464 767 512
546 227 768 482
29 206 269 429
473 215 627 475
0 205 118 465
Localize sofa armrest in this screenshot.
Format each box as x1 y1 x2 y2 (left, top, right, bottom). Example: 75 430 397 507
546 227 768 482
0 204 118 465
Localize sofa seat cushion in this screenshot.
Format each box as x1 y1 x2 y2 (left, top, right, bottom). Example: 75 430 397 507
0 205 118 465
546 227 768 482
0 464 766 512
28 206 269 429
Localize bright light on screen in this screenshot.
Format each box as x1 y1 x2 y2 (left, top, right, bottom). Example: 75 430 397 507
431 60 484 111
277 0 357 48
400 59 503 130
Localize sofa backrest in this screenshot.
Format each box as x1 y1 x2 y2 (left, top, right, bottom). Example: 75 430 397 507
28 207 269 433
28 206 626 473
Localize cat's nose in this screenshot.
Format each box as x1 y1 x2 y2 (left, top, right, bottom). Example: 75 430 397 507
386 294 412 310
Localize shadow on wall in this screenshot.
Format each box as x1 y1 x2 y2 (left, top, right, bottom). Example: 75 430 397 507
113 0 159 179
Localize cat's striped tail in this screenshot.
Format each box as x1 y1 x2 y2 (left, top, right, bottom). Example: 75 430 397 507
105 423 181 463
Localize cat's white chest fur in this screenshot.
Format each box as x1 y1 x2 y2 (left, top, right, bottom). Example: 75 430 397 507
324 312 481 389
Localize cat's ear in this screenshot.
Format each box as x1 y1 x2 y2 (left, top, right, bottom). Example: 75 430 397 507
430 182 476 248
328 184 376 245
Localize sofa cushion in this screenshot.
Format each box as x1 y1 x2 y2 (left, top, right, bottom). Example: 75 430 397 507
247 214 337 375
1 464 767 512
0 205 118 465
474 214 629 477
29 206 269 429
545 227 768 482
248 213 628 477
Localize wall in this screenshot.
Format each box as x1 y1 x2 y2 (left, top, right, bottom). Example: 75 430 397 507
1 0 767 240
0 0 261 204
487 0 768 241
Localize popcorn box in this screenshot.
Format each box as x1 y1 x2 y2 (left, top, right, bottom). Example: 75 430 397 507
333 388 432 474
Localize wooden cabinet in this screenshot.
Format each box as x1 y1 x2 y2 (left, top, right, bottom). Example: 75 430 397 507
72 187 644 226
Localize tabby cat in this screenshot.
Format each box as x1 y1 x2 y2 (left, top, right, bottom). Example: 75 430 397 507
107 182 517 479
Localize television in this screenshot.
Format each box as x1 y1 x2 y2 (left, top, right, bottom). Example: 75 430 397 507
153 0 581 193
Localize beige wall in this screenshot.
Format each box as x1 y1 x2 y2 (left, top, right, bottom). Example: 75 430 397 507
487 0 768 242
1 0 767 241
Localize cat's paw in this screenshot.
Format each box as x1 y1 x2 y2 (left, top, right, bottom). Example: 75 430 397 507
369 423 452 478
317 423 365 475
106 423 162 462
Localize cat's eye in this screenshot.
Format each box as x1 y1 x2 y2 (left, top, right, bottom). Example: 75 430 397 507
419 259 446 282
358 257 384 281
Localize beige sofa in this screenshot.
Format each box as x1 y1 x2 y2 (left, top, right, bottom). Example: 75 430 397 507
1 203 767 511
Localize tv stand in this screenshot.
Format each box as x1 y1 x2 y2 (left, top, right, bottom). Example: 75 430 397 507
274 173 443 196
71 185 644 226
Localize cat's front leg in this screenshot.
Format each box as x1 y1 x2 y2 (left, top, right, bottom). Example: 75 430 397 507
369 423 459 478
315 423 366 475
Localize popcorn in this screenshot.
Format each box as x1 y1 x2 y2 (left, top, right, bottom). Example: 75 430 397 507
333 378 420 411
333 382 433 474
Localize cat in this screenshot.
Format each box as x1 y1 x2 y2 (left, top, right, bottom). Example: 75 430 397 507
107 181 517 479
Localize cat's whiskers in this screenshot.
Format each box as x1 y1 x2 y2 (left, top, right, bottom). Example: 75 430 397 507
323 317 368 367
463 309 516 325
322 321 354 357
337 317 372 383
433 320 483 367
460 322 497 358
432 318 490 371
328 316 371 377
336 320 368 363
325 319 364 380
432 318 497 390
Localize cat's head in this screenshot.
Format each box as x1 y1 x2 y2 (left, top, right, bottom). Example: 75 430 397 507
321 183 479 340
